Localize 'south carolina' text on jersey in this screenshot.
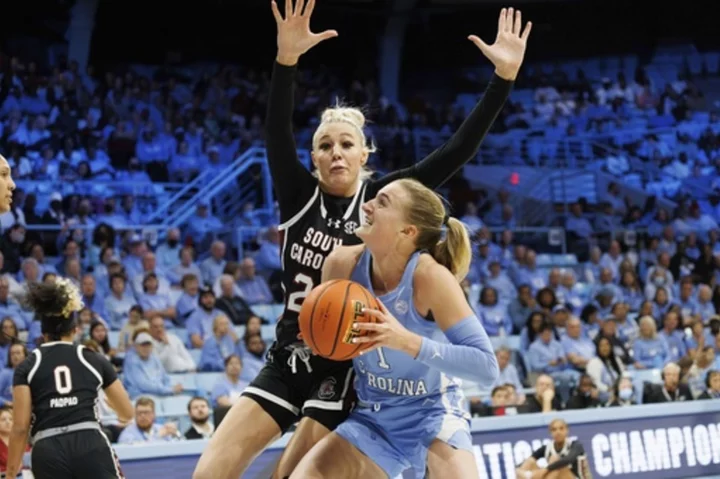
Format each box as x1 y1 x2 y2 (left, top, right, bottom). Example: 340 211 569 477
289 227 344 271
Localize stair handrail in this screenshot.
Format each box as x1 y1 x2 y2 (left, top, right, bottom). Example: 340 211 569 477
145 169 215 222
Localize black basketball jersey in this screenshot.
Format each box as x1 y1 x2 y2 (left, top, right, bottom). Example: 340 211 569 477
13 341 118 436
275 182 368 347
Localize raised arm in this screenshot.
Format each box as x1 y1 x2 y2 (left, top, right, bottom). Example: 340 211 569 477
267 0 338 218
370 8 532 194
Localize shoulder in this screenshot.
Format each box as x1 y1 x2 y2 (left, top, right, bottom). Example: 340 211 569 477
324 245 364 277
414 254 457 293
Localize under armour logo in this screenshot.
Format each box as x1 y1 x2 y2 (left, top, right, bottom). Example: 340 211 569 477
327 218 341 229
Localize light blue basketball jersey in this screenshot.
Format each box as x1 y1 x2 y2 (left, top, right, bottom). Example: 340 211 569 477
349 248 467 418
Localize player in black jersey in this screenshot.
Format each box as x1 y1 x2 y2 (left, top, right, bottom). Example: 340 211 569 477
4 280 134 479
193 2 531 478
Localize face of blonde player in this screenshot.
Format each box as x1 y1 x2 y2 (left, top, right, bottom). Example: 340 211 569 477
356 183 414 250
0 155 16 214
311 123 368 197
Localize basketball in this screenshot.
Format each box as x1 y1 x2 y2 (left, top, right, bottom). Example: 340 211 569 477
298 279 381 361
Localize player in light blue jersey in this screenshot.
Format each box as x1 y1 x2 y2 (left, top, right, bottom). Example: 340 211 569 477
291 178 499 479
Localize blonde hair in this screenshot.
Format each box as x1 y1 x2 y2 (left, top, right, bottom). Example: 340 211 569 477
638 315 657 339
312 105 376 181
396 179 472 281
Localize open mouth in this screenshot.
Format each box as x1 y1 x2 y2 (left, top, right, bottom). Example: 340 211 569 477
364 217 373 226
330 165 347 173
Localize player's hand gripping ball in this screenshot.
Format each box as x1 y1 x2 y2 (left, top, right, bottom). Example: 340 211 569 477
298 279 380 360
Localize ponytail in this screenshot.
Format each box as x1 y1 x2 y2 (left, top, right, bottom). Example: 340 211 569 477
431 217 472 281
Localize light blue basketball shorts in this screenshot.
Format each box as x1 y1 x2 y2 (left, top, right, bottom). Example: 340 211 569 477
335 403 472 479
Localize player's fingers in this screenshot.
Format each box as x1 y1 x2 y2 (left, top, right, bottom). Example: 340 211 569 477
285 0 292 18
271 0 284 23
304 0 316 17
362 308 387 322
374 298 390 314
293 0 305 16
521 21 533 41
513 9 522 35
352 335 378 344
353 321 383 331
505 7 514 32
497 7 506 33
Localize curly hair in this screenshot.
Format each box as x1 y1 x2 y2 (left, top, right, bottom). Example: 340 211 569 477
22 279 84 341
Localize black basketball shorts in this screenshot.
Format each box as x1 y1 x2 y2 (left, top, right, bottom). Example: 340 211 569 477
31 429 124 479
242 345 357 432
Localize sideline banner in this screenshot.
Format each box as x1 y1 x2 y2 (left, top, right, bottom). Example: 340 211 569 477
113 402 720 479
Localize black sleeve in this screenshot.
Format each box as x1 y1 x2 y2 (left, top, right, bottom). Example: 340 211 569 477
81 347 118 389
265 62 318 221
367 74 513 197
547 442 586 471
13 353 37 387
530 445 547 461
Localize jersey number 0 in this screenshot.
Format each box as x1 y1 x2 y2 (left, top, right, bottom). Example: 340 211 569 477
53 366 73 395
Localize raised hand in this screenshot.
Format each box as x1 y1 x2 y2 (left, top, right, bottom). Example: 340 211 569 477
468 7 532 81
271 0 338 66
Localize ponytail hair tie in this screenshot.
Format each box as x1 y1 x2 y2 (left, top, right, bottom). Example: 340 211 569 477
442 214 450 226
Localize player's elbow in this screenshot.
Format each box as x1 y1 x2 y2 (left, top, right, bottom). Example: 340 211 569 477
477 352 500 387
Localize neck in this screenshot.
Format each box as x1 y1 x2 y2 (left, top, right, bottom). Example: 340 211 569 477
321 179 360 198
369 249 411 294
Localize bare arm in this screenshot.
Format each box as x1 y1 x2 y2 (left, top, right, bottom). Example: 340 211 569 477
104 379 134 424
5 385 32 478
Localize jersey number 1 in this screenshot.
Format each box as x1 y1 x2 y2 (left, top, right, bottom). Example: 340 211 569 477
287 273 314 313
54 366 73 395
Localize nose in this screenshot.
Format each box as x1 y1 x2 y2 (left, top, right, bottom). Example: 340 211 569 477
331 144 343 159
361 201 373 214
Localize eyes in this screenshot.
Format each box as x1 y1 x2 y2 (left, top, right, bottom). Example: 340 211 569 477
319 141 354 151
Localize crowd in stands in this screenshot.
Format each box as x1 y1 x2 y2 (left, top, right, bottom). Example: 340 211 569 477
2 47 720 450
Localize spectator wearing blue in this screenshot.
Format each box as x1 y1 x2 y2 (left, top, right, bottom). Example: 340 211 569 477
192 213 224 263
484 261 516 306
0 343 27 405
211 354 249 408
657 311 687 362
516 250 547 293
477 286 513 336
508 285 535 333
80 273 107 320
138 273 176 329
236 257 273 305
618 270 644 311
0 318 17 362
118 397 182 444
561 317 597 372
612 302 639 345
122 330 183 398
695 285 716 322
633 315 669 369
199 240 227 287
0 278 32 330
528 323 579 400
239 333 266 382
186 287 225 349
132 252 172 297
104 273 136 330
156 228 183 270
253 226 282 275
122 235 146 279
175 274 200 326
492 347 524 400
199 314 239 372
582 247 602 285
169 246 203 286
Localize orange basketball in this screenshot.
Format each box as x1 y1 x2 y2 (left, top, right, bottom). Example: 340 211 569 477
298 279 380 361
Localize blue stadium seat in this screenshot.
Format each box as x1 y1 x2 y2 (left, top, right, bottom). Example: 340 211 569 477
108 331 120 346
629 368 662 384
170 373 199 394
160 395 195 418
189 349 202 364
195 372 224 397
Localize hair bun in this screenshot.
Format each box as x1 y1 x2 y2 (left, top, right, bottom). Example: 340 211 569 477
320 106 367 130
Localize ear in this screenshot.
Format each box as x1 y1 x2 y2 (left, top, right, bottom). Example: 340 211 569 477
360 149 369 167
400 223 418 241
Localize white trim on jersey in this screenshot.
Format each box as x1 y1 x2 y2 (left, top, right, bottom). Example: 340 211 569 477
76 345 103 388
27 349 42 384
301 367 354 413
318 181 365 221
244 386 300 416
358 185 368 226
279 186 320 232
97 426 125 478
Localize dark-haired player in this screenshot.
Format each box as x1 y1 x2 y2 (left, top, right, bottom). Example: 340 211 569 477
4 279 134 478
